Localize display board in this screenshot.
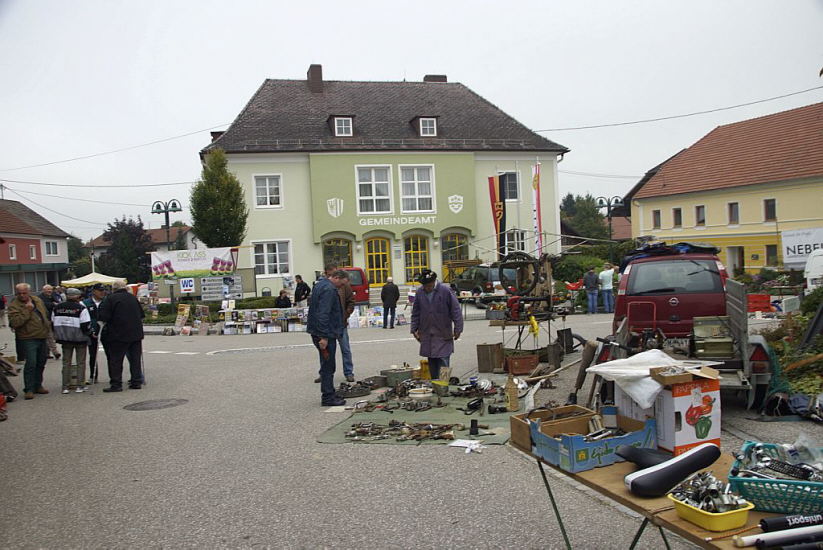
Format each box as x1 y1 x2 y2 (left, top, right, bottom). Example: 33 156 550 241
201 276 243 301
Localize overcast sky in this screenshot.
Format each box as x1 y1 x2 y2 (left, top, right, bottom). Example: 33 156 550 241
1 0 821 241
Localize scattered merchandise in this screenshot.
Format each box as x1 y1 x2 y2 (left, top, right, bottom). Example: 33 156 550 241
624 442 721 497
345 421 458 442
733 525 823 548
449 439 487 454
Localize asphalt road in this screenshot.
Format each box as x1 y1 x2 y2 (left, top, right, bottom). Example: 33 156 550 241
1 311 818 549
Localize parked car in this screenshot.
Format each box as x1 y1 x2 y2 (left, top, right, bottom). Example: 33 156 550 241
803 249 823 294
613 248 729 338
341 267 370 305
450 264 518 304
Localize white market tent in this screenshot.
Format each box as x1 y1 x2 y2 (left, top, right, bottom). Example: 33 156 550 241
61 272 127 288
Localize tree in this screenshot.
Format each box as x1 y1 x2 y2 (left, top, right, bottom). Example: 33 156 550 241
190 148 248 247
559 192 577 219
171 220 188 251
562 194 609 241
97 216 155 282
65 235 92 278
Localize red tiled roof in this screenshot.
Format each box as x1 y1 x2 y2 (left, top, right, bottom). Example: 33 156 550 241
635 102 823 199
88 225 190 248
609 216 633 240
0 199 70 237
0 210 41 235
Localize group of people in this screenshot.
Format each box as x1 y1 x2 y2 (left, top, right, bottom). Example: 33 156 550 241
583 262 616 314
7 280 145 399
306 267 462 407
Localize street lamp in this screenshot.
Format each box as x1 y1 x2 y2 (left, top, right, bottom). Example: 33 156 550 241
595 196 624 262
151 199 183 302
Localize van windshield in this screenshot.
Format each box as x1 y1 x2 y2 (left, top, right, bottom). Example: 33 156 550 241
346 270 363 285
627 260 722 295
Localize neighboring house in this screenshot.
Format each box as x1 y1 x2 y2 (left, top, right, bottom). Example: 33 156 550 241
626 102 823 274
88 224 198 257
0 199 71 297
201 64 568 296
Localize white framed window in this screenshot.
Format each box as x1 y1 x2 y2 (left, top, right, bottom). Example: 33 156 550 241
399 165 435 213
45 241 58 256
499 172 519 201
764 198 777 222
254 175 282 208
356 166 393 214
652 210 661 229
502 229 526 253
419 118 437 137
252 241 290 276
8 244 16 260
695 205 706 227
334 117 353 137
29 245 37 259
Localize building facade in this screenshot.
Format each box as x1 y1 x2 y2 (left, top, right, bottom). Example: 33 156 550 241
0 199 70 297
628 102 823 274
203 65 568 296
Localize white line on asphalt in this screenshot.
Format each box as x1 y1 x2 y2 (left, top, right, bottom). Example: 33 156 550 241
175 352 199 355
147 351 172 354
206 336 415 356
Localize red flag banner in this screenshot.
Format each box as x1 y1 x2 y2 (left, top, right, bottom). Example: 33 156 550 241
488 176 504 254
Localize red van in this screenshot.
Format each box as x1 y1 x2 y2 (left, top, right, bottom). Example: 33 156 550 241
613 252 728 337
341 267 370 305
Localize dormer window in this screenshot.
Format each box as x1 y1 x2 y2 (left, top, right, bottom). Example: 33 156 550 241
419 117 437 137
334 117 353 137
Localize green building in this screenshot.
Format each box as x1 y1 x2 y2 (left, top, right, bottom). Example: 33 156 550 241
201 65 568 296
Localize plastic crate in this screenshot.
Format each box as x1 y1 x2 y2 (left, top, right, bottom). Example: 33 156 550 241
667 494 754 532
728 442 823 514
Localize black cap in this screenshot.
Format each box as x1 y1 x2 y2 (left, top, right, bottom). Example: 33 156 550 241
417 269 437 284
91 283 106 291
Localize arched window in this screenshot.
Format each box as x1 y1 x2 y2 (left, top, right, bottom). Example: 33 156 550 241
365 238 391 285
322 238 352 268
404 235 429 283
441 233 468 262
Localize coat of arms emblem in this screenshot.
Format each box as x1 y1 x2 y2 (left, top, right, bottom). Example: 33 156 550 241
327 198 344 218
448 194 464 214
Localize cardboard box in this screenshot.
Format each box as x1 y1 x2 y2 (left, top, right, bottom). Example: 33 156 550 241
509 405 595 452
529 406 657 473
616 370 721 456
650 366 719 386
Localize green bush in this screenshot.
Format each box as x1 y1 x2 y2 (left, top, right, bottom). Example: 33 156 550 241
801 286 823 316
554 254 607 282
236 297 278 309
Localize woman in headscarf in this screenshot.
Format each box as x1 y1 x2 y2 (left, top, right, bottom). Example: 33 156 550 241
410 269 463 380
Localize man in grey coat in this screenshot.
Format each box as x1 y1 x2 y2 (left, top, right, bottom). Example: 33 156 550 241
410 269 463 380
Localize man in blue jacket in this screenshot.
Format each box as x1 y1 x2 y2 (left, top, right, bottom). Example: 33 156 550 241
306 269 349 407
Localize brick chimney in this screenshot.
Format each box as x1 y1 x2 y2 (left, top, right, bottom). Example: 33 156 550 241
423 74 447 83
307 64 323 92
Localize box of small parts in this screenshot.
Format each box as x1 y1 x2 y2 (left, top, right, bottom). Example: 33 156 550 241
529 406 657 473
509 405 595 453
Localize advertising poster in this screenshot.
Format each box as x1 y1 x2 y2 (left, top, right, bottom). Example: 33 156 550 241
781 227 823 268
151 247 235 280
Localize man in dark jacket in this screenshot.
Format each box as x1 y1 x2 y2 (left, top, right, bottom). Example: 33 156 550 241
306 270 349 406
274 289 292 308
52 288 91 393
381 277 400 329
37 284 61 359
8 283 50 399
583 267 599 315
82 283 107 383
98 280 145 392
293 275 310 307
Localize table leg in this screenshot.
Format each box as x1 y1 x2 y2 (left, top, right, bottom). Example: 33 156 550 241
628 518 649 549
536 459 573 550
658 526 672 550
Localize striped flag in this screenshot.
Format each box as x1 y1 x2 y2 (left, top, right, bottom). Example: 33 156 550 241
531 163 543 254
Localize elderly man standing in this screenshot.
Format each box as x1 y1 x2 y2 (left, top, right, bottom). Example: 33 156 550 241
410 269 463 380
52 288 91 394
82 283 107 384
8 283 50 399
306 269 350 407
381 276 400 329
98 280 145 392
37 284 61 359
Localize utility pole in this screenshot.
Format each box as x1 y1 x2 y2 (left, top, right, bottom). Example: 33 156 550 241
151 199 182 303
596 196 624 263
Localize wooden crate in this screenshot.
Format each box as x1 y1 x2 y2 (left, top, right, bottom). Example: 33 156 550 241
476 342 503 373
505 354 539 375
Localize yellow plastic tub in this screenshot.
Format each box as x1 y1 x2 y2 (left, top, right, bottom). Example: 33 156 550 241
667 494 754 532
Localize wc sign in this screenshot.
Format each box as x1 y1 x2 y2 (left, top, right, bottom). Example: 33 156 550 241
179 277 195 294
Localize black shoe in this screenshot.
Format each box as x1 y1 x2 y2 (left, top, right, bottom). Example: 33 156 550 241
128 385 142 390
321 397 346 407
314 376 321 383
102 387 123 393
345 375 355 382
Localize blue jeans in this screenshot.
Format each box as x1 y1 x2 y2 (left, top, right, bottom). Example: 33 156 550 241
21 339 47 393
601 289 614 313
312 335 339 403
339 327 353 377
427 356 450 380
382 306 396 329
587 290 599 314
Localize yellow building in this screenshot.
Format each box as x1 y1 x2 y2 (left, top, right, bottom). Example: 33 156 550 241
626 102 823 274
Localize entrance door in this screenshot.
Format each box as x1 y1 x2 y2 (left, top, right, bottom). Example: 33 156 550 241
365 238 391 286
726 246 745 275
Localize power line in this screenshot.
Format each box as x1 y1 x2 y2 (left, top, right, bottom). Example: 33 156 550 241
0 177 196 188
4 188 109 227
6 186 150 207
559 169 640 179
0 123 229 172
537 85 823 131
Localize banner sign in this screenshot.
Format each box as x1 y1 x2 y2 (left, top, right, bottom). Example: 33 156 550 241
488 175 506 258
781 227 823 267
200 276 243 302
531 163 543 254
151 247 235 280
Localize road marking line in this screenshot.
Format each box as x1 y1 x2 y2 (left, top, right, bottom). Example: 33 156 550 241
206 336 415 356
147 351 172 354
175 352 199 355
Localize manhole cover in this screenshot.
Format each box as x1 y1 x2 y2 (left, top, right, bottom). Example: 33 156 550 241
123 399 188 411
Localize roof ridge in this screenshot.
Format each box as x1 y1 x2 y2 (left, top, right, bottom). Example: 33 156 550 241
715 100 823 129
